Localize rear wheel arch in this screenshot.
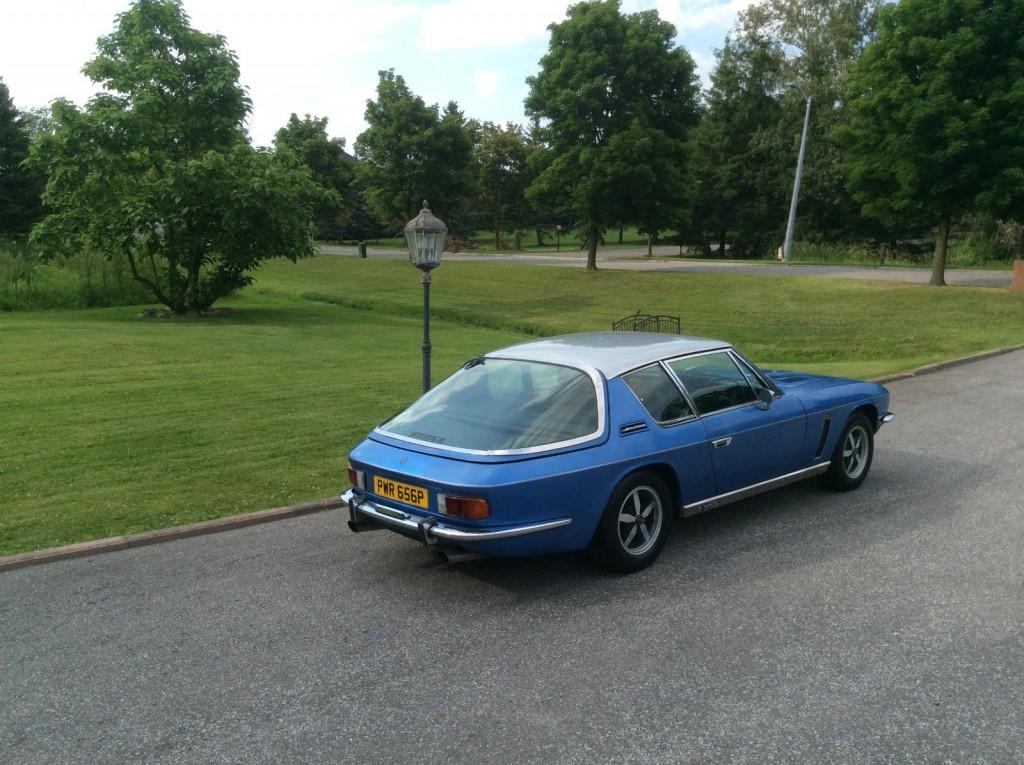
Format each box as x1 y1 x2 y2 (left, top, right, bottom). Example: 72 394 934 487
643 463 682 516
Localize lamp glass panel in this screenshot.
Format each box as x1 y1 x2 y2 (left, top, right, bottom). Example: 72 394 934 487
405 229 445 268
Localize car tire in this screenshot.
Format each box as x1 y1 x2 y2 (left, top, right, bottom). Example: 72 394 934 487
822 412 874 491
589 471 673 573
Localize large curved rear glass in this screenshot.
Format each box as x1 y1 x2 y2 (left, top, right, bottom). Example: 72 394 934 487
378 359 601 452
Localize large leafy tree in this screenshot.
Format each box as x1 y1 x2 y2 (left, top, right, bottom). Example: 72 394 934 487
29 0 330 314
691 33 788 257
274 113 355 240
841 0 1024 285
472 122 530 248
354 70 474 231
525 0 700 271
0 80 43 238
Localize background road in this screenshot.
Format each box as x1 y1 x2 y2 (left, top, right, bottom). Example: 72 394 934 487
320 244 1014 287
2 352 1023 764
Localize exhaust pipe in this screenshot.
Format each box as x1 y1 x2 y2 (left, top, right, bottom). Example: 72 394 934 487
347 500 385 533
433 549 485 564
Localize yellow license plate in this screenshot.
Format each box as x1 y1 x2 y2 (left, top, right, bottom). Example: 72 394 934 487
373 476 429 509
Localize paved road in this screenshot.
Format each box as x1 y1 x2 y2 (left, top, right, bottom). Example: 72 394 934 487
3 353 1023 764
323 245 1013 287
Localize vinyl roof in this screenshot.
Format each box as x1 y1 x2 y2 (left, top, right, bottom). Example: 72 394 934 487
487 332 729 378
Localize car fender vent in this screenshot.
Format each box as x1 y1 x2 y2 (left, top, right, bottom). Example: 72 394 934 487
619 421 649 436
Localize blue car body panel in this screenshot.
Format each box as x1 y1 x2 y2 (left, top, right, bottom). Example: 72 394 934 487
344 335 892 558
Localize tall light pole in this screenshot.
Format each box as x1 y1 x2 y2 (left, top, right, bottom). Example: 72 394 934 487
403 201 448 393
783 96 812 263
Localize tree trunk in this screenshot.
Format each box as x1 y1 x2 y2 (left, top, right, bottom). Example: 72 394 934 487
536 228 544 246
930 215 950 287
718 230 726 258
495 220 501 249
1010 259 1024 293
185 250 202 311
618 225 624 244
646 233 653 257
586 225 599 272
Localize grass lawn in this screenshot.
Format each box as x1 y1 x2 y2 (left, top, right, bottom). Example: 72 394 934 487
1 255 1021 555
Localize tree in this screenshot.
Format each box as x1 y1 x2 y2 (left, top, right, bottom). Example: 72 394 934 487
739 0 883 241
525 1 701 270
0 80 43 238
355 70 474 231
29 0 331 314
473 122 529 248
841 0 1024 285
691 34 789 257
274 113 355 241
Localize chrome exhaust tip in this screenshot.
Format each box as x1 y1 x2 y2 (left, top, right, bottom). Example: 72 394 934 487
433 549 485 564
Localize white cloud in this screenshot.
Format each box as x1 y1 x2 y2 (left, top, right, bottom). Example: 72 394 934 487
473 69 502 100
657 0 756 33
417 0 564 52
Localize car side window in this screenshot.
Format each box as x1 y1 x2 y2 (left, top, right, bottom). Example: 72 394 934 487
668 352 757 415
622 364 694 423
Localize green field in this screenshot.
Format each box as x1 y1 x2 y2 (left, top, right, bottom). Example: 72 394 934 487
2 255 1021 555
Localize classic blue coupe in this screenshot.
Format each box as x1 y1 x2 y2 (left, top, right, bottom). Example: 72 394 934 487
342 332 893 572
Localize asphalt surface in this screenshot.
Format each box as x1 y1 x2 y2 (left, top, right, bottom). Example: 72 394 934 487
3 352 1024 764
321 244 1014 287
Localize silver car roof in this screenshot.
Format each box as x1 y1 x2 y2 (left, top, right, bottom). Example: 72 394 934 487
486 332 730 378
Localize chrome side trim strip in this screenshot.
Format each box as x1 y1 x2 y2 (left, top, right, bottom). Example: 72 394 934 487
682 463 830 516
341 490 572 542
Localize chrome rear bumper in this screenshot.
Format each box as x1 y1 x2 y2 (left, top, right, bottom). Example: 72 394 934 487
341 489 571 546
878 412 895 430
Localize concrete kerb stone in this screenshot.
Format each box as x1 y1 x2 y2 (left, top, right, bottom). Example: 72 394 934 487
872 343 1024 384
3 343 1022 574
0 496 343 573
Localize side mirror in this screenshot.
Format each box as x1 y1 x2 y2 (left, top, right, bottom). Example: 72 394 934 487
756 387 773 410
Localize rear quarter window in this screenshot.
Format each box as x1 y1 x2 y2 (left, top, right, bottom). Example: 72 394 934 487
622 364 694 423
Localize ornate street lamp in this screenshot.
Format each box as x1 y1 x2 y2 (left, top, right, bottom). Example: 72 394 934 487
404 200 448 393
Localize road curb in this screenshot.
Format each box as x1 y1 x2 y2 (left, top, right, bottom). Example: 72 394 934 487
872 343 1024 384
0 496 343 573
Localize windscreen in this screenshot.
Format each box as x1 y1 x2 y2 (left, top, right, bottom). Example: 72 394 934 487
379 359 600 452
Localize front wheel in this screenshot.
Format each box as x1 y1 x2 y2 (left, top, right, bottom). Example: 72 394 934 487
822 413 874 491
589 471 672 573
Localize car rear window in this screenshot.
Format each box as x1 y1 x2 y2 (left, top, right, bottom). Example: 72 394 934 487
378 359 601 452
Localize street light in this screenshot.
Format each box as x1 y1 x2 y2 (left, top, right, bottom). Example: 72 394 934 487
783 96 812 263
404 200 448 393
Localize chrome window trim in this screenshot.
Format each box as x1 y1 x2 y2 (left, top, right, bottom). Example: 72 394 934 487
374 358 607 456
657 360 700 419
728 348 782 398
662 348 760 419
620 362 698 427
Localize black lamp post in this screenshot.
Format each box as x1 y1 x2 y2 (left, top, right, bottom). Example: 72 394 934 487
403 200 448 393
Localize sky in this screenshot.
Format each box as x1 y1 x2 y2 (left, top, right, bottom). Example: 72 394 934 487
0 0 755 149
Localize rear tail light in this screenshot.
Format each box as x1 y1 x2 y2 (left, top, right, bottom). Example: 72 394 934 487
437 494 490 520
347 464 365 490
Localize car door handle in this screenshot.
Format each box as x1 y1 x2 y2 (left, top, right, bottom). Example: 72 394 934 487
712 437 732 449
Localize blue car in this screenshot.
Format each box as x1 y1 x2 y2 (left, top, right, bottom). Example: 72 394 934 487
343 332 893 572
